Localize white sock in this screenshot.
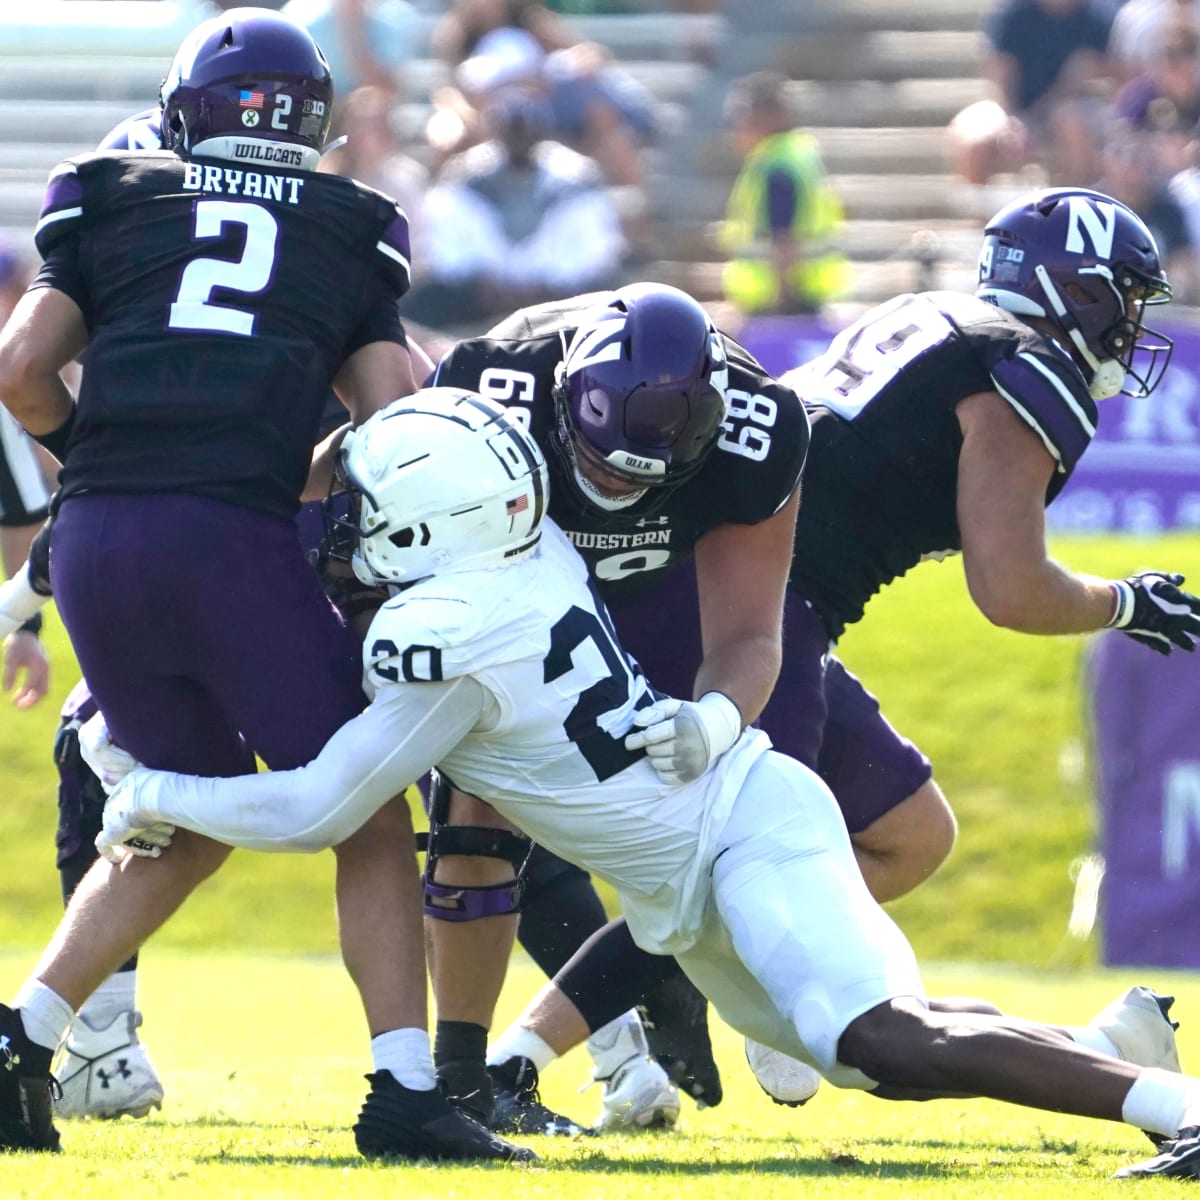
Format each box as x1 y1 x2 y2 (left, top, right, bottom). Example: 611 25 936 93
588 1008 642 1055
1069 1025 1120 1059
77 971 137 1029
1121 1067 1200 1137
12 980 75 1053
487 1024 558 1073
371 1027 436 1091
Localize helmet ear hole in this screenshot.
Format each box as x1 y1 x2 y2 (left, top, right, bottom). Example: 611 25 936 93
389 524 430 550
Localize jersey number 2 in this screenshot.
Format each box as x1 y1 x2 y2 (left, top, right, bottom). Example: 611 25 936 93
168 200 279 337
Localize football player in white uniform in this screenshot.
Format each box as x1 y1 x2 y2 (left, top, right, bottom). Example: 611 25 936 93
76 387 1200 1180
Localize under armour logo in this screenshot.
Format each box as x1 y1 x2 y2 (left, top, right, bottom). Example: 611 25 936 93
97 1058 133 1089
634 516 669 528
0 1034 17 1072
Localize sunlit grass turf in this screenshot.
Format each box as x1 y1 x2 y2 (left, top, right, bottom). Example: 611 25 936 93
1 952 1197 1198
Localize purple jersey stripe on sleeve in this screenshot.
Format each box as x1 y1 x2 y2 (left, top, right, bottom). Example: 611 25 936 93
990 353 1096 475
378 213 411 265
34 165 86 255
40 167 84 217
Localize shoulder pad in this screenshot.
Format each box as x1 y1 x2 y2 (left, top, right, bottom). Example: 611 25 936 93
350 177 412 297
34 159 89 258
485 293 606 341
989 343 1097 477
365 584 488 685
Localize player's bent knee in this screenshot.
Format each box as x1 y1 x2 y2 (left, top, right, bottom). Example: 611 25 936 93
836 998 940 1086
422 824 531 923
421 775 531 921
853 780 957 892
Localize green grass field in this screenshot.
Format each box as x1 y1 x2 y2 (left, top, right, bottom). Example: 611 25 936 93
0 954 1196 1199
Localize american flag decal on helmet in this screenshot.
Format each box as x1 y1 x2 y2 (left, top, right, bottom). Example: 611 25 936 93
507 495 529 514
239 90 265 109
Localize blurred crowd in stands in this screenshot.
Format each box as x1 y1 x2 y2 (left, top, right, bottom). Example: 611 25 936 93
264 0 834 327
294 0 720 328
948 0 1200 304
21 0 1200 328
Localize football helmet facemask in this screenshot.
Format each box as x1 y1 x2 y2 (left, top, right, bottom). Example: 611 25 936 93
551 283 729 512
160 7 333 172
325 388 548 589
977 187 1173 400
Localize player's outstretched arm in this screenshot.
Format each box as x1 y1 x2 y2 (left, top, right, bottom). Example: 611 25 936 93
98 676 486 859
957 391 1126 634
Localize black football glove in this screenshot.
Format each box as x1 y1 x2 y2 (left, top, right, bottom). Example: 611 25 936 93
28 514 54 597
1107 571 1200 655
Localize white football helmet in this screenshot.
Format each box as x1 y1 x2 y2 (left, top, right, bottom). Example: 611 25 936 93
334 387 548 588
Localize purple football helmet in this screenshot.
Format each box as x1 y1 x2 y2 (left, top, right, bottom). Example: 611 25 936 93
552 283 729 509
160 8 333 170
97 107 166 151
977 187 1173 400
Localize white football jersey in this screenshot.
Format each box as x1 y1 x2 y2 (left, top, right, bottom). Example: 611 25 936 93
363 519 772 954
122 519 771 955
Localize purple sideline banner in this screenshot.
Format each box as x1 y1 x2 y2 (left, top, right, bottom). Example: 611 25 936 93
1088 630 1200 968
738 315 1200 534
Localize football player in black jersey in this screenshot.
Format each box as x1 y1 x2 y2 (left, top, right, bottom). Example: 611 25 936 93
416 281 809 1130
0 8 528 1163
476 186 1200 1114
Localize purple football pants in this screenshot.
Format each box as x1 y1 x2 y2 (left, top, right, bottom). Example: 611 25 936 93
50 493 364 779
609 559 932 833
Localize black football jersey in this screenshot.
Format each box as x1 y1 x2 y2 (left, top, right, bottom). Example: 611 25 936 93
33 150 412 518
432 293 809 602
787 290 1099 637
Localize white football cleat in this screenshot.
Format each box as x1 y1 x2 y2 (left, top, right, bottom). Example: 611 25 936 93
1089 986 1181 1072
587 1015 680 1130
54 1009 165 1120
744 1037 822 1106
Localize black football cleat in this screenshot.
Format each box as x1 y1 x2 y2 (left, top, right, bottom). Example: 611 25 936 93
354 1072 536 1162
437 1055 495 1128
639 973 723 1108
1115 1126 1200 1178
489 1057 595 1137
0 1004 61 1153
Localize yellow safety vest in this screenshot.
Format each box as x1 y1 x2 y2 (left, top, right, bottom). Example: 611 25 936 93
720 130 850 313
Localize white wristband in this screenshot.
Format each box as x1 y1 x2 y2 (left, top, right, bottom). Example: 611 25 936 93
0 563 49 638
1106 580 1135 629
695 691 743 760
